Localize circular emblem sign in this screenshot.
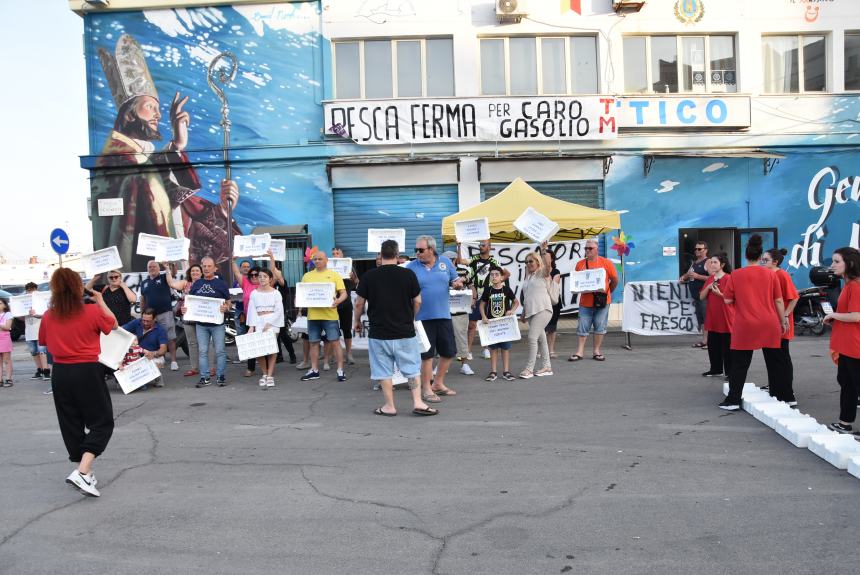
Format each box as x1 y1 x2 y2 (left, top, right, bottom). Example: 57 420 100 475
674 0 704 25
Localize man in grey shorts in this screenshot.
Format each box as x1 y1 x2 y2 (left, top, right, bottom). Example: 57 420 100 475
140 261 183 371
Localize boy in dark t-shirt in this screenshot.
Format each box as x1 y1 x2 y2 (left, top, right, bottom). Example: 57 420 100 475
479 266 519 382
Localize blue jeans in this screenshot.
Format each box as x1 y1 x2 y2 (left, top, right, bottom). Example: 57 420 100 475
196 323 226 377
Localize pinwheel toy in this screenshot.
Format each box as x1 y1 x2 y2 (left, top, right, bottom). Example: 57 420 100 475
611 231 635 257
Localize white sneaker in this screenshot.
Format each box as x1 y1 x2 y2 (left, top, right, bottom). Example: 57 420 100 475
259 376 267 387
482 348 491 359
323 362 330 371
466 353 473 361
295 361 308 370
266 376 275 388
459 363 474 375
170 361 179 371
66 469 100 497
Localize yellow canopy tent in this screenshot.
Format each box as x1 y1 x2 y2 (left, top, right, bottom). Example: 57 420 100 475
441 177 621 244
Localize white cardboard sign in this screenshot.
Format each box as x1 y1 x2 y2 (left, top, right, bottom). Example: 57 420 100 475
367 229 406 253
329 258 353 279
98 327 136 371
10 292 50 318
414 320 431 353
570 268 607 293
136 233 190 261
449 289 472 314
622 281 700 336
235 330 279 361
98 198 124 217
477 315 522 347
291 315 308 333
83 246 123 278
295 282 336 308
454 218 490 243
253 238 286 261
233 233 272 257
513 207 560 244
183 295 224 325
114 357 161 394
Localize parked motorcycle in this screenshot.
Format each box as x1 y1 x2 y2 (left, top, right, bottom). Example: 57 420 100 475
794 266 840 336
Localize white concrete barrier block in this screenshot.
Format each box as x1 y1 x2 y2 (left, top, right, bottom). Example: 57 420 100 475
774 417 828 448
808 432 860 470
847 455 860 480
743 395 779 417
721 382 760 397
754 403 798 428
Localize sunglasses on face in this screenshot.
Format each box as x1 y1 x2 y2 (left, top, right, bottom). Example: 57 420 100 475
249 273 259 277
584 246 596 251
415 247 428 253
695 247 705 251
108 275 120 279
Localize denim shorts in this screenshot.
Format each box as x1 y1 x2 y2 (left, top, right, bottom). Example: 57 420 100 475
368 337 422 380
307 319 341 343
577 305 610 336
488 341 512 351
26 340 47 356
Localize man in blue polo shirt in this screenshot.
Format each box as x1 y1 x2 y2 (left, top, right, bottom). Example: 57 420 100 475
406 235 464 403
122 308 169 388
140 260 184 372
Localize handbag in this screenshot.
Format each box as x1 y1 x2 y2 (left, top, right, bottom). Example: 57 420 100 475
586 259 608 309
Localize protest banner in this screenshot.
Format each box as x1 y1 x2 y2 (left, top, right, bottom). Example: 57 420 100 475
367 229 406 253
235 330 279 361
183 295 224 325
98 328 136 371
622 281 700 336
233 233 272 257
83 246 123 277
137 233 190 262
253 238 286 262
449 289 472 314
570 268 607 293
114 358 161 394
414 320 431 353
477 315 522 347
329 257 353 279
459 239 588 314
9 292 50 318
295 282 336 308
513 207 560 244
454 218 490 243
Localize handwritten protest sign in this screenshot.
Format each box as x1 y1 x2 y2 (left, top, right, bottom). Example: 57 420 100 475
98 328 136 370
449 289 472 314
97 198 124 217
9 292 50 317
329 257 353 279
235 330 279 361
622 281 700 336
114 358 161 394
513 207 560 244
136 233 190 261
477 315 521 347
233 233 272 257
367 229 406 253
295 282 336 308
570 268 607 293
253 238 286 262
183 295 224 325
83 246 123 277
414 320 431 353
454 218 490 243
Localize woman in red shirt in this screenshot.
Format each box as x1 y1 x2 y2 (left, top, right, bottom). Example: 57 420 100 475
823 247 860 434
700 253 734 378
716 235 787 411
38 268 117 497
762 248 800 405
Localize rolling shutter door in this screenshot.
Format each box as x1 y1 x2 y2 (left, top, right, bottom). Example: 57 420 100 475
334 185 459 258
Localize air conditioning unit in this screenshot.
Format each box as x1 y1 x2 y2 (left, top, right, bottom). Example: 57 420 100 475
496 0 528 24
613 0 645 13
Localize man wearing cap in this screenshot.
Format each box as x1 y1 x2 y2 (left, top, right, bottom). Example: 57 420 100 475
91 34 240 274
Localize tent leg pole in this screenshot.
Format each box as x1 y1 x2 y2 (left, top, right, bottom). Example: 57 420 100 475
617 227 632 350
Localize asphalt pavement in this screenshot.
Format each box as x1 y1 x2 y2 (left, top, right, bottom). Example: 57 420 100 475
1 330 858 575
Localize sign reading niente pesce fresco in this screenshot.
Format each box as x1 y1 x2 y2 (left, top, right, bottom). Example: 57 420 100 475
324 96 619 144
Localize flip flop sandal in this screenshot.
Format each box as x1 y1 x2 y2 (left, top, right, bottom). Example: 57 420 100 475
413 407 439 416
485 372 498 382
373 407 396 417
593 354 606 361
422 393 443 403
568 354 583 362
502 371 515 381
692 342 706 348
433 388 457 396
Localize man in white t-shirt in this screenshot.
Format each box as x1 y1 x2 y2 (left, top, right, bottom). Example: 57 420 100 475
21 283 51 384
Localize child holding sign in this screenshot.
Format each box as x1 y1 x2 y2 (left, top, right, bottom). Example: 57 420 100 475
246 269 285 388
480 266 519 381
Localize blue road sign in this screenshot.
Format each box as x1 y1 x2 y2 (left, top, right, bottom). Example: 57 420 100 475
50 228 70 256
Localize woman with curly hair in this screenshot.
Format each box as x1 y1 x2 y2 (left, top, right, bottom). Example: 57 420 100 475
39 268 117 497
